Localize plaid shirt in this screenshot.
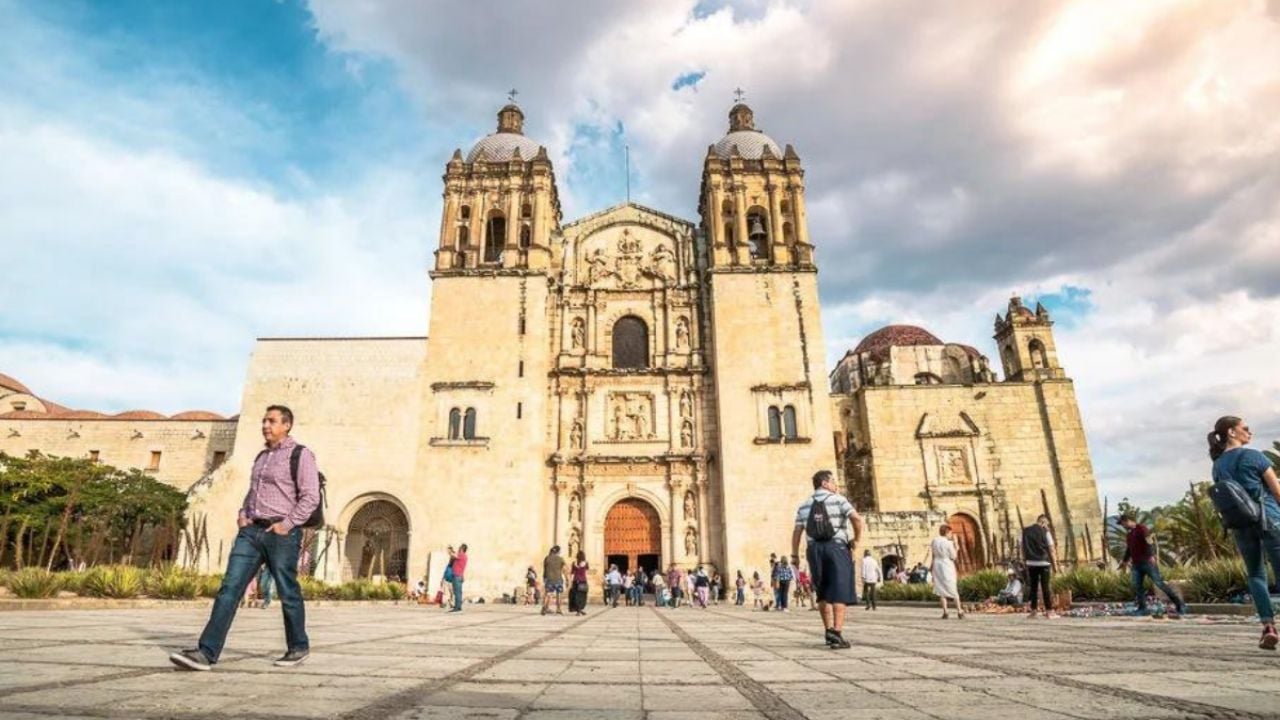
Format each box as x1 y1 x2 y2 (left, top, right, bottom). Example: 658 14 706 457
238 436 320 532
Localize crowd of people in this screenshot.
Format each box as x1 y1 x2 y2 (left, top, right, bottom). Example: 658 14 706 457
168 404 1280 674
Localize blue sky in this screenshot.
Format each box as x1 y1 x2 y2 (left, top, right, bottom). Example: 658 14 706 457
2 0 1279 508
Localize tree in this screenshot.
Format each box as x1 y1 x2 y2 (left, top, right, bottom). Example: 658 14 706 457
1158 482 1233 564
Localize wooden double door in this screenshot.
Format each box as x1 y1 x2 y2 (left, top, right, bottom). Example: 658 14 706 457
604 498 661 576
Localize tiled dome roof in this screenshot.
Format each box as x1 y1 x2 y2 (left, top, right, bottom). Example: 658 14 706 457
854 325 943 362
113 410 167 420
0 373 32 395
711 130 783 160
954 344 985 360
55 410 108 419
466 133 543 163
170 411 226 421
0 410 48 419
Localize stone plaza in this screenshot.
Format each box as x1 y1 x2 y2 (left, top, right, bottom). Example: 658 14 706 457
1 604 1278 719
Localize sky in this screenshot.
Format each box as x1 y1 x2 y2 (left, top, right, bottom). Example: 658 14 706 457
2 0 1278 508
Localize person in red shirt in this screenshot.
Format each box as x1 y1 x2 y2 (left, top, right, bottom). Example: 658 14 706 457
1119 513 1186 617
448 544 468 612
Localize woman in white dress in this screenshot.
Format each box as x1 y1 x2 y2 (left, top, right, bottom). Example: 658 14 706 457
925 524 964 619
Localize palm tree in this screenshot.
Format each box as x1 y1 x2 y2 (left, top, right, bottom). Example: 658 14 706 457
1159 482 1233 564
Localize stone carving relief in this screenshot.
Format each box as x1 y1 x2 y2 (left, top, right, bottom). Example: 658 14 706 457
680 420 694 448
570 318 585 350
937 447 971 485
683 491 696 520
569 421 584 450
608 392 655 440
583 230 679 289
679 390 692 419
568 492 581 523
568 527 581 559
684 527 699 557
674 317 690 350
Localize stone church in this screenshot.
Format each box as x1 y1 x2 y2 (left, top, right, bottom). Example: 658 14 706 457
2 101 1102 595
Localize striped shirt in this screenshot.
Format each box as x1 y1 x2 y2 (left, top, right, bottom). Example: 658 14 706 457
794 490 855 544
238 436 320 532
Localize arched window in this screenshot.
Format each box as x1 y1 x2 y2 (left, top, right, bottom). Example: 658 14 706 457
456 225 468 247
782 405 798 439
521 202 532 219
462 408 477 440
459 205 471 220
484 211 506 263
448 408 462 439
1029 339 1047 369
746 208 770 260
519 224 532 248
767 406 782 440
721 199 733 216
611 316 649 369
780 199 791 215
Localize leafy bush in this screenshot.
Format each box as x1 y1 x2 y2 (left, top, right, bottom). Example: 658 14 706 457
1051 566 1130 601
876 582 935 602
58 570 89 595
0 568 11 589
385 581 405 601
147 566 200 600
1183 558 1248 603
299 576 327 601
8 568 61 599
958 570 1007 602
198 574 223 598
81 565 144 599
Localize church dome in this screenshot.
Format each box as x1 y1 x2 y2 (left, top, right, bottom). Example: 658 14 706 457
0 373 32 395
711 102 784 159
465 103 545 162
854 325 943 362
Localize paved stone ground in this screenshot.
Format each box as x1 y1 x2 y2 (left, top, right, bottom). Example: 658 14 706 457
2 602 1280 720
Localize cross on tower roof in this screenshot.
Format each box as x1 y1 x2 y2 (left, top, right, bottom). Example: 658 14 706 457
507 88 519 104
733 87 745 103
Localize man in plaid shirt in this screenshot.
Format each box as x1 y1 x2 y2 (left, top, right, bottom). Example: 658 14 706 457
171 405 320 671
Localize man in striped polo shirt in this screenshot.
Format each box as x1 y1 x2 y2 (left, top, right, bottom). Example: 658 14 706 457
793 469 864 649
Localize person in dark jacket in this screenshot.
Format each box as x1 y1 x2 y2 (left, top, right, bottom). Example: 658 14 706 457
1021 515 1058 618
1119 513 1187 617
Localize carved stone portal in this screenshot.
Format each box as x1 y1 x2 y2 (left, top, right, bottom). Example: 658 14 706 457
609 392 655 440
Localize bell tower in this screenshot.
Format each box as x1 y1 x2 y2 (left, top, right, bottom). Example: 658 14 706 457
993 296 1065 381
434 103 561 272
700 99 836 581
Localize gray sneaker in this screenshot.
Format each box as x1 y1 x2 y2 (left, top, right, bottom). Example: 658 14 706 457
273 649 309 667
169 648 211 671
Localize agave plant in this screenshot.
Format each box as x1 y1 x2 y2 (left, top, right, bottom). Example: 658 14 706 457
7 568 61 599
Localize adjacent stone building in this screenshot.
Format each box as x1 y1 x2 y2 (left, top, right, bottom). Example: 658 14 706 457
5 100 1103 596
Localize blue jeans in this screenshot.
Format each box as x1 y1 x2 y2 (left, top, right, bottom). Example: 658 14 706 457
199 524 307 663
774 580 790 609
1130 561 1183 611
1232 524 1280 622
451 576 464 610
735 587 745 605
258 566 274 608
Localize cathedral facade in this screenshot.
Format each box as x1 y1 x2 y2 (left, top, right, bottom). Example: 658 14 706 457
3 101 1103 595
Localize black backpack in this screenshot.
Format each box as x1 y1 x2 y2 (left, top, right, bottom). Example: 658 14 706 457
805 494 837 542
291 445 327 529
1209 452 1264 530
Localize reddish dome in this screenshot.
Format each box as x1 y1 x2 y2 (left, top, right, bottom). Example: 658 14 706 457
55 410 109 419
853 325 943 362
170 410 226 421
0 410 49 420
953 343 985 360
113 410 167 420
0 373 32 395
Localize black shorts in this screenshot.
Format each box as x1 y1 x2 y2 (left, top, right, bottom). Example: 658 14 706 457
807 540 856 605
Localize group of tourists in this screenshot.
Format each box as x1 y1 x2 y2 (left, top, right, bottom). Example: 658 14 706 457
166 403 1280 674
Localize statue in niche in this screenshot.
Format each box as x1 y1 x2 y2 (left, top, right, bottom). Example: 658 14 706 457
651 243 676 280
612 398 628 440
681 420 693 448
675 317 690 350
568 492 581 523
586 248 611 285
630 397 650 438
570 318 585 349
679 391 692 418
568 528 581 559
683 491 696 520
684 527 698 557
569 421 583 450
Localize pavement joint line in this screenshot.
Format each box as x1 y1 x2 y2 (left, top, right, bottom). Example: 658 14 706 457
715 608 1263 720
650 606 808 720
336 610 598 720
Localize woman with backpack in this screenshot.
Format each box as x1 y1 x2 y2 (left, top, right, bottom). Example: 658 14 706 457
1209 416 1280 649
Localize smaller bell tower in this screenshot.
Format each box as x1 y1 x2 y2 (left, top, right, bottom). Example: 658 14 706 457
434 103 561 273
993 296 1065 381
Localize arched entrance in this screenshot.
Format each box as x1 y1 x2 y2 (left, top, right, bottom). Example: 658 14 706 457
344 499 410 582
604 498 661 576
948 513 983 575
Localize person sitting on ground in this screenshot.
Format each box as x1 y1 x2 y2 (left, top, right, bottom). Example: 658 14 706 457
996 569 1023 606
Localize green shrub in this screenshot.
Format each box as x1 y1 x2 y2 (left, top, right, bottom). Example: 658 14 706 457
147 566 200 600
958 570 1006 602
1051 566 1130 601
58 570 89 595
322 581 344 600
876 582 935 602
0 568 12 589
1183 558 1248 603
198 574 223 598
81 565 144 599
385 581 405 601
8 568 61 599
299 576 326 601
